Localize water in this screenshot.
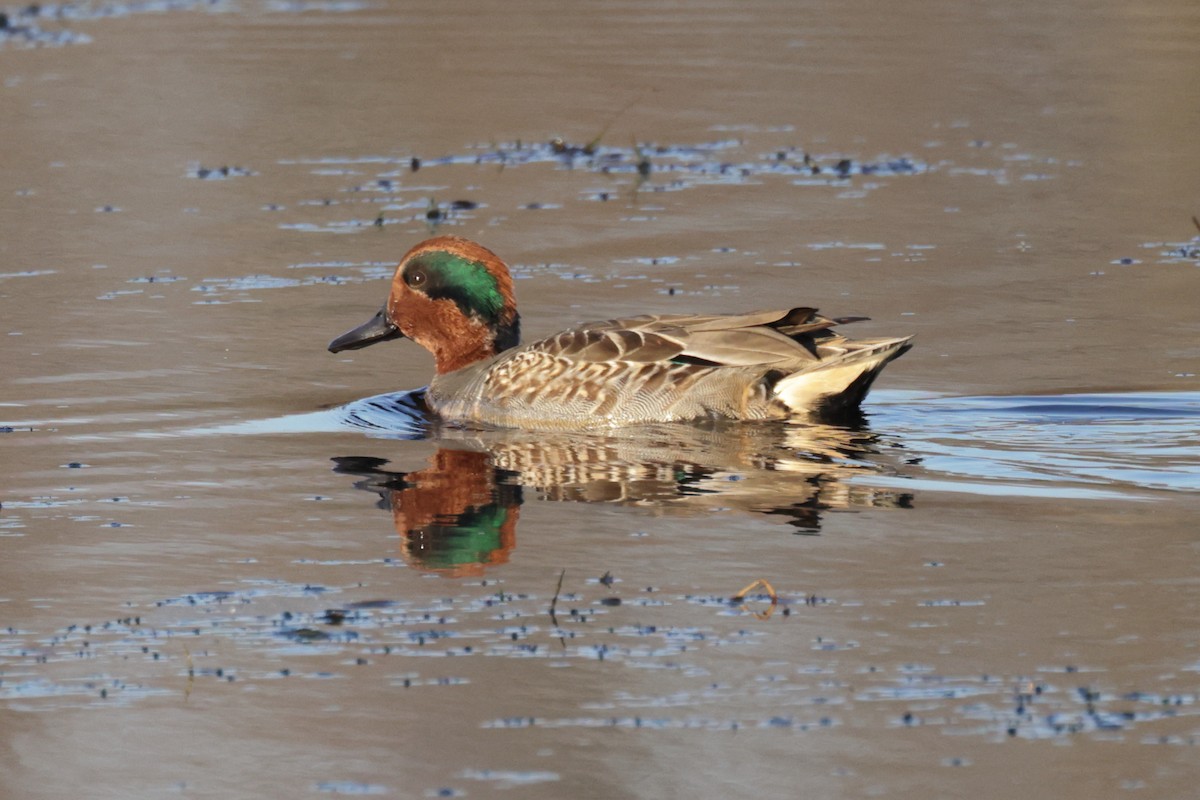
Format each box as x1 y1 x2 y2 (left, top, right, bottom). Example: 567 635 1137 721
872 391 1200 496
3 1 1200 798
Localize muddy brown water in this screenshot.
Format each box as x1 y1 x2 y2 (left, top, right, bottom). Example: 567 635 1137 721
2 1 1199 798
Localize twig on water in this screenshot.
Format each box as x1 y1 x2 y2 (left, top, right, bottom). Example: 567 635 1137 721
549 568 567 649
584 91 648 154
731 578 779 621
549 568 566 628
183 644 195 702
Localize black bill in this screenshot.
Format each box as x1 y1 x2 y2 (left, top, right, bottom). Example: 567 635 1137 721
328 307 404 353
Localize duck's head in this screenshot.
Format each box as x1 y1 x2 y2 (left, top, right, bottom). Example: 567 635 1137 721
328 236 520 374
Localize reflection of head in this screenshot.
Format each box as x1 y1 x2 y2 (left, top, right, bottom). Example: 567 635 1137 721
393 491 520 577
333 450 520 577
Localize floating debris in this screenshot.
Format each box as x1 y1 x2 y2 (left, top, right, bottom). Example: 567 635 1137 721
187 164 255 180
731 578 779 620
0 6 92 48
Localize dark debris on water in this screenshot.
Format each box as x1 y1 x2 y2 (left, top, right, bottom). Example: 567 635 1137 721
187 164 255 180
7 578 1198 750
401 139 925 183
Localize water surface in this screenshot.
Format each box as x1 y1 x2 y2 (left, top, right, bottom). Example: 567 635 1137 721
3 1 1199 798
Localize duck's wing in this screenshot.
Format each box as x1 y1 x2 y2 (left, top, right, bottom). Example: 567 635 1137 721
428 308 898 428
531 308 843 368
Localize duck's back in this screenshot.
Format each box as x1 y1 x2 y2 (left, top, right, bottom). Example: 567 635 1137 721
427 309 910 429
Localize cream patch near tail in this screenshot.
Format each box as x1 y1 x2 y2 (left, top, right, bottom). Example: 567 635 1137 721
773 336 913 416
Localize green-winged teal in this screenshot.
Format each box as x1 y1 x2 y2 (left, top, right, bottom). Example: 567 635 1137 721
329 236 911 429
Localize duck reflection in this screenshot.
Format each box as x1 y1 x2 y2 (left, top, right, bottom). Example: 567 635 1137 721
333 449 520 577
333 419 913 574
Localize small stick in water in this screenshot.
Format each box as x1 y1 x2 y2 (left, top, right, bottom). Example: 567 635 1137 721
549 568 566 628
732 578 779 620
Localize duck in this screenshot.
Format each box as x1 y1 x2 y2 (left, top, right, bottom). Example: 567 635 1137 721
328 236 911 430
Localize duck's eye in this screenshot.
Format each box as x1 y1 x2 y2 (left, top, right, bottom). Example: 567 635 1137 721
405 268 427 288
